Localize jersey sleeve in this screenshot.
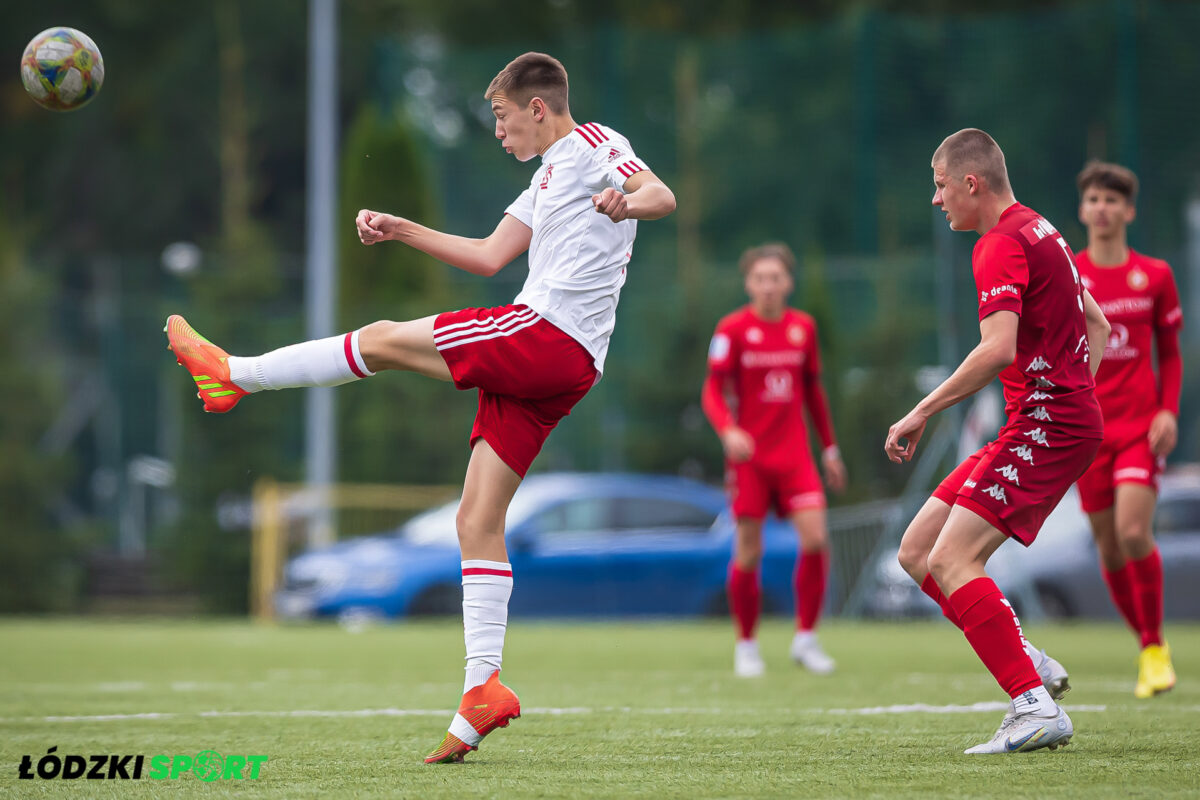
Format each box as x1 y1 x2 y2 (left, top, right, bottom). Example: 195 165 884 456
585 133 650 192
701 321 738 433
1156 264 1184 331
800 319 836 449
504 184 536 228
972 234 1028 321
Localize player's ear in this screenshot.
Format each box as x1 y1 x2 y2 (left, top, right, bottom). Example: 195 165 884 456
529 96 546 122
964 173 980 195
1123 200 1137 225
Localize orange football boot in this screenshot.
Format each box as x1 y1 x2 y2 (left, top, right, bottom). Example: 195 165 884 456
164 315 248 413
424 671 521 764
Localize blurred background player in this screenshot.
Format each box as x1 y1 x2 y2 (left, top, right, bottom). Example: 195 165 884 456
164 52 675 763
1073 161 1183 698
887 129 1110 754
702 243 848 678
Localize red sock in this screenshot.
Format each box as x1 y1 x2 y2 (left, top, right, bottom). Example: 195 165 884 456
948 577 1041 699
794 549 828 632
728 563 761 641
1101 562 1143 640
920 573 963 629
1130 548 1164 648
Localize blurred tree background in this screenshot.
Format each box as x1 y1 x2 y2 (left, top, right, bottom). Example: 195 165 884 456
1 0 1197 612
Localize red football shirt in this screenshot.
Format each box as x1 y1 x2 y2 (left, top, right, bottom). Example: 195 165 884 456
703 307 833 470
1076 249 1183 436
973 204 1103 437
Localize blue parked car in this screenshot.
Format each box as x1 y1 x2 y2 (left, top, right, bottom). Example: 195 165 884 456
275 472 803 621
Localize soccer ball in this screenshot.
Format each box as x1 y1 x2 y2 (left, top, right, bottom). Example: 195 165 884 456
20 27 105 111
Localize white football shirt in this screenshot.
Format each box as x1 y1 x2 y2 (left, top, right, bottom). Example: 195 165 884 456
505 122 649 374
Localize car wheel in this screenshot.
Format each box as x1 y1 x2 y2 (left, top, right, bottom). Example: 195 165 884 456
1036 585 1075 619
409 584 462 617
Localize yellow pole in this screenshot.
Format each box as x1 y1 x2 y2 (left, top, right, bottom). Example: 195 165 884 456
251 478 283 621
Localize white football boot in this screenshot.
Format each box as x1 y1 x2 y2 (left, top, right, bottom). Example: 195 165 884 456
734 640 765 678
964 703 1073 754
790 631 835 675
1026 643 1070 700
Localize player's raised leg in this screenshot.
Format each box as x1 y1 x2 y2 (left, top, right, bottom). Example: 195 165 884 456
929 507 1071 754
729 517 766 677
899 495 1070 697
164 314 451 413
789 507 834 674
426 440 523 764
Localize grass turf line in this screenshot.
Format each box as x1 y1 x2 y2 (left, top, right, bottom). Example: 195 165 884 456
0 618 1196 799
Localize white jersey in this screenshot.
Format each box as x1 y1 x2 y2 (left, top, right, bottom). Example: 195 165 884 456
505 122 649 373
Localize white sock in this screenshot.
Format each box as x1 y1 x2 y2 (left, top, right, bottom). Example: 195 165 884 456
227 330 374 392
461 560 512 693
1012 684 1056 717
1023 639 1043 667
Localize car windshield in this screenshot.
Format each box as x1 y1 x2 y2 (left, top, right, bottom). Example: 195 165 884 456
399 489 546 546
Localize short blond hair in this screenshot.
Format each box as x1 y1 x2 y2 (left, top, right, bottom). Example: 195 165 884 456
932 128 1011 194
484 52 569 114
738 242 795 276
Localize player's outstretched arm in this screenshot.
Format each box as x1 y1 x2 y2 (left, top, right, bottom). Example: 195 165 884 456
1081 288 1110 377
884 311 1018 463
356 210 532 277
592 170 676 223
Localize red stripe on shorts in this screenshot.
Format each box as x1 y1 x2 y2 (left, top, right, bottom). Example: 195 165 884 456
343 332 367 378
462 567 513 577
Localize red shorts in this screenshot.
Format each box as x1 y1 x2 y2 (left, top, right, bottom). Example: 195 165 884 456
932 419 1101 546
726 457 825 520
1075 426 1163 513
435 304 597 477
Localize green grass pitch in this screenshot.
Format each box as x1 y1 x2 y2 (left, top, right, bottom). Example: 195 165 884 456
1 618 1197 798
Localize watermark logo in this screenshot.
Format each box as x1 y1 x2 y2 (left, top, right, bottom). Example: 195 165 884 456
18 747 268 781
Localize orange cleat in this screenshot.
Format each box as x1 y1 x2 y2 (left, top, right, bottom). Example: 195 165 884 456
424 671 521 764
164 315 247 413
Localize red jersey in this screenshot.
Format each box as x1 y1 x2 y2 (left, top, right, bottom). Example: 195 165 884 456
702 307 835 470
973 204 1103 438
1076 249 1184 435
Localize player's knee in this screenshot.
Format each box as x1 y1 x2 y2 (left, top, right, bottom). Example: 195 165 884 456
896 536 929 584
357 320 407 371
1117 519 1155 558
455 507 496 548
925 547 956 588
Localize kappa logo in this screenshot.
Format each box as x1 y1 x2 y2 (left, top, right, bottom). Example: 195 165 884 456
995 464 1021 485
1026 356 1052 372
1034 376 1056 389
1026 390 1053 402
1024 427 1049 447
983 484 1009 504
1029 406 1052 422
1009 444 1035 464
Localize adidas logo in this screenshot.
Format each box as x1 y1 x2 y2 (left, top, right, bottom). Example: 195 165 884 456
983 484 1009 504
1024 427 1049 447
995 464 1021 485
1026 356 1052 372
1029 406 1052 422
1009 444 1036 464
